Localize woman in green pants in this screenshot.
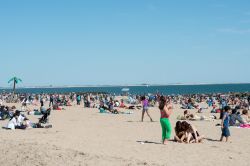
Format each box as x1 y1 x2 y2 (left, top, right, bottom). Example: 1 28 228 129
159 96 173 145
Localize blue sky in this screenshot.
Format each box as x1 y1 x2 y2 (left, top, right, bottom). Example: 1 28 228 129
0 0 250 87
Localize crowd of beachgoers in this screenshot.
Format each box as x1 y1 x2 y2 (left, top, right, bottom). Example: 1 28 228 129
1 92 250 144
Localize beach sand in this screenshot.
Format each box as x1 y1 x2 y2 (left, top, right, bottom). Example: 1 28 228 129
1 102 250 166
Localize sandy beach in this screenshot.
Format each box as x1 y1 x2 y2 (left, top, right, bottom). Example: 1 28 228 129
1 100 250 166
2 0 250 165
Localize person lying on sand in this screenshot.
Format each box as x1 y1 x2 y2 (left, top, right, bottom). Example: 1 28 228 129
99 107 132 114
184 110 194 119
117 100 139 110
177 110 216 121
176 110 194 120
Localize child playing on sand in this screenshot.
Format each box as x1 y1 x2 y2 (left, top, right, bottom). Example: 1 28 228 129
141 96 153 122
220 106 231 142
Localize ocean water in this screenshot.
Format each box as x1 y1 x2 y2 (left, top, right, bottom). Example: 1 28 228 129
1 84 250 95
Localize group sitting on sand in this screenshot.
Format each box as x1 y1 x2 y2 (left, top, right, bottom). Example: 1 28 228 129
158 96 204 144
5 109 52 130
98 98 136 114
0 105 16 120
0 100 53 130
228 109 250 126
157 94 250 144
174 121 204 143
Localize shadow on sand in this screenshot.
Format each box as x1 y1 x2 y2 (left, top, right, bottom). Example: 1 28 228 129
137 139 176 145
127 121 158 123
204 138 221 142
137 141 162 145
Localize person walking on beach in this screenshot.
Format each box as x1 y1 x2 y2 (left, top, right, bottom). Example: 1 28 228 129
77 95 81 105
220 106 231 142
141 96 153 122
159 96 173 145
49 95 54 107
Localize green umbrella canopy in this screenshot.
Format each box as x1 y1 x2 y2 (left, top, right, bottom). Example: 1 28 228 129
8 77 22 84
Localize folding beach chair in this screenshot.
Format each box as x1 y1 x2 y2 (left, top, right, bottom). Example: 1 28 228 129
39 109 51 124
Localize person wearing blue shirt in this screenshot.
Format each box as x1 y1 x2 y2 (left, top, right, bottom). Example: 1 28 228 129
220 106 232 142
221 99 227 109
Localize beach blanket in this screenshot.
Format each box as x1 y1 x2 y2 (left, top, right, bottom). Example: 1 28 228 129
239 124 250 129
99 108 107 113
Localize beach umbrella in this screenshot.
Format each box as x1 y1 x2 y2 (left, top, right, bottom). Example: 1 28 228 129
8 76 22 94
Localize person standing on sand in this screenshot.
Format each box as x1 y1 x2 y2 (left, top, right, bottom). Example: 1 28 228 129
159 96 173 145
40 97 44 107
220 106 231 142
141 96 153 122
49 95 54 107
77 95 81 105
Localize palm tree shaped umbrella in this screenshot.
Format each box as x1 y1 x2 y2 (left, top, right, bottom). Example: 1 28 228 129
8 76 22 94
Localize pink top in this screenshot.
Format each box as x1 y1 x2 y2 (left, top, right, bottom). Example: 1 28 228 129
160 109 169 119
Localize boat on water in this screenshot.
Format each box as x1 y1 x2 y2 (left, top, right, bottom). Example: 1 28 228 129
121 88 130 92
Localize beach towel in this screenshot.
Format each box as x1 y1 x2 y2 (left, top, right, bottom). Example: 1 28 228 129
239 124 250 129
99 108 107 113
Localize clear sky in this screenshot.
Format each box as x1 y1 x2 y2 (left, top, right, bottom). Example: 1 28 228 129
1 0 250 87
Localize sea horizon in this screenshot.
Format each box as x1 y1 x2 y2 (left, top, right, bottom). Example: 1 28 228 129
1 82 250 89
1 83 250 95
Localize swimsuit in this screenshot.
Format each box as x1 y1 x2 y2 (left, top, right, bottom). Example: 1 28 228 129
143 100 149 111
160 109 171 140
191 131 200 140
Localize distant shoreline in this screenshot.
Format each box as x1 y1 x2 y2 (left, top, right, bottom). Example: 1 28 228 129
1 83 250 89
